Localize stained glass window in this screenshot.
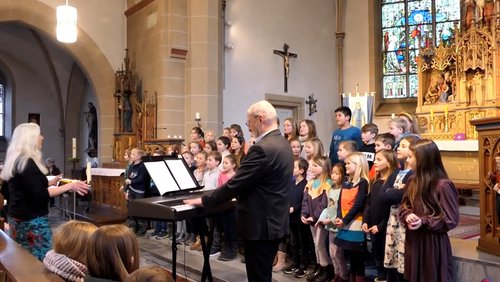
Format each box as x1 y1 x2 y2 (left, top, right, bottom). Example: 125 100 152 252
382 0 460 99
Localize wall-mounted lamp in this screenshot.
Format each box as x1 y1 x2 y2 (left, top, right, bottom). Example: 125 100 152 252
195 112 201 127
224 43 234 50
56 0 77 43
224 19 232 26
305 94 317 116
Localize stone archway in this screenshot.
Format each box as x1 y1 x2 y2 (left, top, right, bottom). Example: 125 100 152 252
0 0 115 161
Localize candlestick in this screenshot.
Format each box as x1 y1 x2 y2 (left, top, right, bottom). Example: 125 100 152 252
86 161 92 182
430 108 435 133
72 138 76 158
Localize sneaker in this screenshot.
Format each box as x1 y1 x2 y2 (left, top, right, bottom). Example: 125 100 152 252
155 231 168 240
218 250 237 261
294 268 307 278
306 265 320 281
283 264 298 275
209 248 221 257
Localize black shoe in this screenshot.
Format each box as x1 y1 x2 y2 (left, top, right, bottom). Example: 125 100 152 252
306 264 320 282
314 265 333 282
283 264 298 275
294 268 307 278
218 248 237 261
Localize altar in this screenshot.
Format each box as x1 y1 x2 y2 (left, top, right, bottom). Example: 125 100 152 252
435 140 479 189
90 167 126 214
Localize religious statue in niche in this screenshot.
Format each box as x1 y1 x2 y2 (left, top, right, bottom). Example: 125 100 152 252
114 49 137 133
424 70 456 105
85 102 98 158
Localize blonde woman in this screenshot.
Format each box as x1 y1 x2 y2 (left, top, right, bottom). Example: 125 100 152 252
0 123 89 260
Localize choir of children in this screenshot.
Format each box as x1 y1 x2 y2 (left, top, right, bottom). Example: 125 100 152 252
40 111 458 282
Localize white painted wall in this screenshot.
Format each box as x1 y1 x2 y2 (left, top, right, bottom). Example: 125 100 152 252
223 0 338 146
38 0 127 70
343 0 371 94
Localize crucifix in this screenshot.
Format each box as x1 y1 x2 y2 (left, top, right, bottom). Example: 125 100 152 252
273 43 297 93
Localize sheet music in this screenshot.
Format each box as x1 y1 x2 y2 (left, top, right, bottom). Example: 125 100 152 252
144 162 180 195
165 159 197 190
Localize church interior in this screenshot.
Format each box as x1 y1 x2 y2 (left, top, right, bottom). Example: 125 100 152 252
0 0 500 281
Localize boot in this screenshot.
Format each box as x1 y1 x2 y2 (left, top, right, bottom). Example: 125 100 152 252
135 220 148 236
218 242 237 261
272 251 287 272
190 236 201 250
306 264 320 282
315 264 334 282
309 265 324 282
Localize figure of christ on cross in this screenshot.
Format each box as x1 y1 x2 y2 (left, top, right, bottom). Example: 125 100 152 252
273 43 297 93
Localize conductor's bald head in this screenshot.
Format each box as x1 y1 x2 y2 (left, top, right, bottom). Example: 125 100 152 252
246 100 278 138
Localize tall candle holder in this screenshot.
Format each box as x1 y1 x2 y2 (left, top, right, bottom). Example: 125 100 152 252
444 113 449 133
430 115 435 133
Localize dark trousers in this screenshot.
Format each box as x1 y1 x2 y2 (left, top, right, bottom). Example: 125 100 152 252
289 221 315 268
371 231 387 279
346 250 365 277
243 238 281 282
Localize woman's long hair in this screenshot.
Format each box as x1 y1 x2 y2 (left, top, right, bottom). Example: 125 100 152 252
402 139 448 217
0 123 47 181
284 117 298 140
87 225 139 281
345 152 369 186
374 149 397 183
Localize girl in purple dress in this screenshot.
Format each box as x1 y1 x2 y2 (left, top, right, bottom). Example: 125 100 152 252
399 139 459 282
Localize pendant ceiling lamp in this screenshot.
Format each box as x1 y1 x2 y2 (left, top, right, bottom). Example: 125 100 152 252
56 0 77 43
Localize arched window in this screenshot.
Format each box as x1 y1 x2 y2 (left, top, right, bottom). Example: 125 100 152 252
382 0 460 99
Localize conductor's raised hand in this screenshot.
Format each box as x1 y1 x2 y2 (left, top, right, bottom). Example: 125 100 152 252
183 197 203 206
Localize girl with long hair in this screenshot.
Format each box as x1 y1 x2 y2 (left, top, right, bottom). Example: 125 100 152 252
86 225 139 281
382 135 419 282
301 156 333 281
334 152 369 281
283 117 299 140
399 139 459 282
362 149 398 281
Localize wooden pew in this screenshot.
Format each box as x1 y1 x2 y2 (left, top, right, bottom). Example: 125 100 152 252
0 229 63 282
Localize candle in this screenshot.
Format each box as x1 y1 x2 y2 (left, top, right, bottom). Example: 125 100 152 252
86 161 92 182
72 138 76 158
195 112 200 120
391 113 395 119
444 105 448 116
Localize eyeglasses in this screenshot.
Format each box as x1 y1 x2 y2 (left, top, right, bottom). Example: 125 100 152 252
245 115 260 127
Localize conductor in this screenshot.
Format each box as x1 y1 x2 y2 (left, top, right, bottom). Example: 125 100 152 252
184 100 293 282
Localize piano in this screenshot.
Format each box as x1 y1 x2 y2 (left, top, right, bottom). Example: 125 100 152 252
128 191 236 282
128 190 235 221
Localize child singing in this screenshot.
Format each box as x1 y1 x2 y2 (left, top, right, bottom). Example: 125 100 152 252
334 152 369 281
301 156 332 281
